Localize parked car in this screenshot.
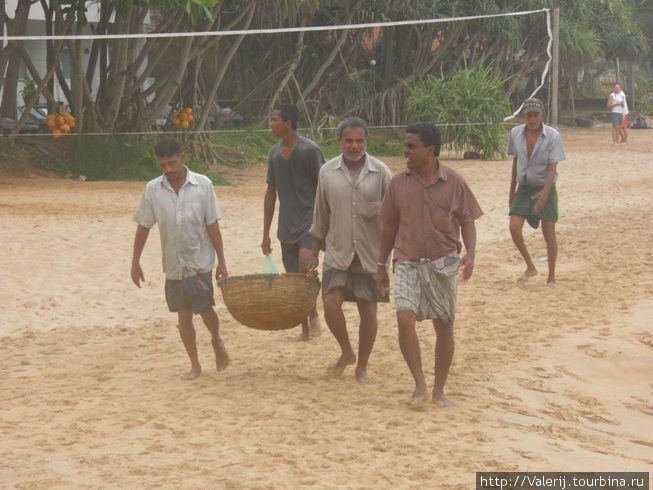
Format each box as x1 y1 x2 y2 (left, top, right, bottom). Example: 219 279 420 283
0 107 48 133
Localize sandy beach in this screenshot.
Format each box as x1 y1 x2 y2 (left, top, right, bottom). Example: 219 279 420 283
1 127 652 488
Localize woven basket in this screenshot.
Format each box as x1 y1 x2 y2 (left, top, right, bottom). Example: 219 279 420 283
217 273 320 330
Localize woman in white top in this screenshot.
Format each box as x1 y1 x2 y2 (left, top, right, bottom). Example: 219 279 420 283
607 83 628 144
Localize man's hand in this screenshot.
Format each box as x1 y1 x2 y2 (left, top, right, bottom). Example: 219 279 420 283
531 189 549 212
131 262 145 287
261 234 272 255
457 254 475 281
375 265 389 298
216 262 229 280
307 254 319 274
509 190 515 205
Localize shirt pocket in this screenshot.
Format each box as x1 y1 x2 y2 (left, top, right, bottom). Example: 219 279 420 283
428 206 454 234
357 198 381 218
183 201 204 224
355 177 383 218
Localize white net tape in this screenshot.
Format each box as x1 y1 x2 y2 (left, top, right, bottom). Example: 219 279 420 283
1 8 551 136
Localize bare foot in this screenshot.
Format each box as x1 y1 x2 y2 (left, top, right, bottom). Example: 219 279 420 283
327 352 356 378
517 268 538 283
180 366 201 380
212 337 229 372
432 390 453 407
309 316 322 338
355 369 372 385
292 330 311 342
546 280 557 289
404 387 429 409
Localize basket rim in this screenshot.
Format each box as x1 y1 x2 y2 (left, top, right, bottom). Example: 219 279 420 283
216 272 319 286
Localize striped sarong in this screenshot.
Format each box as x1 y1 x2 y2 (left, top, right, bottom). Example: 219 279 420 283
394 258 458 323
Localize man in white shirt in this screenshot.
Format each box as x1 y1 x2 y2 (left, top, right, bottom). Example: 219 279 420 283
131 138 229 380
607 84 628 145
308 117 392 383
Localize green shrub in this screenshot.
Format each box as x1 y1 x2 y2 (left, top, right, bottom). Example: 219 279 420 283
210 128 277 164
634 71 653 116
405 66 512 159
185 158 231 185
72 136 158 181
71 135 231 184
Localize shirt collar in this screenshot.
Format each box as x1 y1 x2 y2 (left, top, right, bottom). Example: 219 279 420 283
520 123 556 140
520 123 547 137
405 159 447 183
334 153 376 172
160 165 196 189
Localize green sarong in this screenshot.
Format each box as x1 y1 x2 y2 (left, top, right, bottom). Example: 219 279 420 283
509 184 558 229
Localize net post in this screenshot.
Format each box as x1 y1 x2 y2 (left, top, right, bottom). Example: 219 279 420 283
551 6 560 125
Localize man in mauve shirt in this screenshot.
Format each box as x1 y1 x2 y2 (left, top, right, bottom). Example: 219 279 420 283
376 122 483 408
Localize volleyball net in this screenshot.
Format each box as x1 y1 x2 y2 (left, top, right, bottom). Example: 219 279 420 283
0 7 552 140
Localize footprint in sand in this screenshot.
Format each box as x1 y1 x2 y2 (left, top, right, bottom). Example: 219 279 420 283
576 343 607 358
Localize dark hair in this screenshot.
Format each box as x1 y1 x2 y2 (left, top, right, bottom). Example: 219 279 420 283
155 138 182 157
406 122 441 157
337 116 369 139
273 103 298 130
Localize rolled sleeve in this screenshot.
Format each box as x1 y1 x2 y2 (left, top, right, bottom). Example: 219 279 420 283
133 187 156 228
309 146 325 182
506 129 516 156
456 180 484 223
310 171 329 241
380 182 399 223
266 149 276 187
548 132 566 164
204 183 222 225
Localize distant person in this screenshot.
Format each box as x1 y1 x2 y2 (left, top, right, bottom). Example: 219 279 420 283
507 97 566 288
620 90 629 144
632 116 647 129
308 117 392 383
607 84 628 145
131 138 229 379
262 103 324 340
376 122 482 408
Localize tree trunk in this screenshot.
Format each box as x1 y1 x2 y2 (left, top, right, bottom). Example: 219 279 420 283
73 15 84 132
301 0 365 101
140 37 194 126
1 0 31 119
17 43 60 107
269 31 305 114
196 1 256 131
10 40 65 135
102 12 133 130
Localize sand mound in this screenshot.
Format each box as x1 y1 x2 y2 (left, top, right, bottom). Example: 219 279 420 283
1 127 652 487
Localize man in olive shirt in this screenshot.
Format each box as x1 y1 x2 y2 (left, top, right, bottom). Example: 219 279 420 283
309 117 392 383
376 122 482 408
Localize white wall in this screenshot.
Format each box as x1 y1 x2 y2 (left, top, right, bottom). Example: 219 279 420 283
4 1 150 114
6 0 103 22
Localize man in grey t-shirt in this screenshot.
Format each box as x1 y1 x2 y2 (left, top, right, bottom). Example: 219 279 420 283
262 103 324 340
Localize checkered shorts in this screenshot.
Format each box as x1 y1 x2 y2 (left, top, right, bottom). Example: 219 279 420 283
393 259 458 323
